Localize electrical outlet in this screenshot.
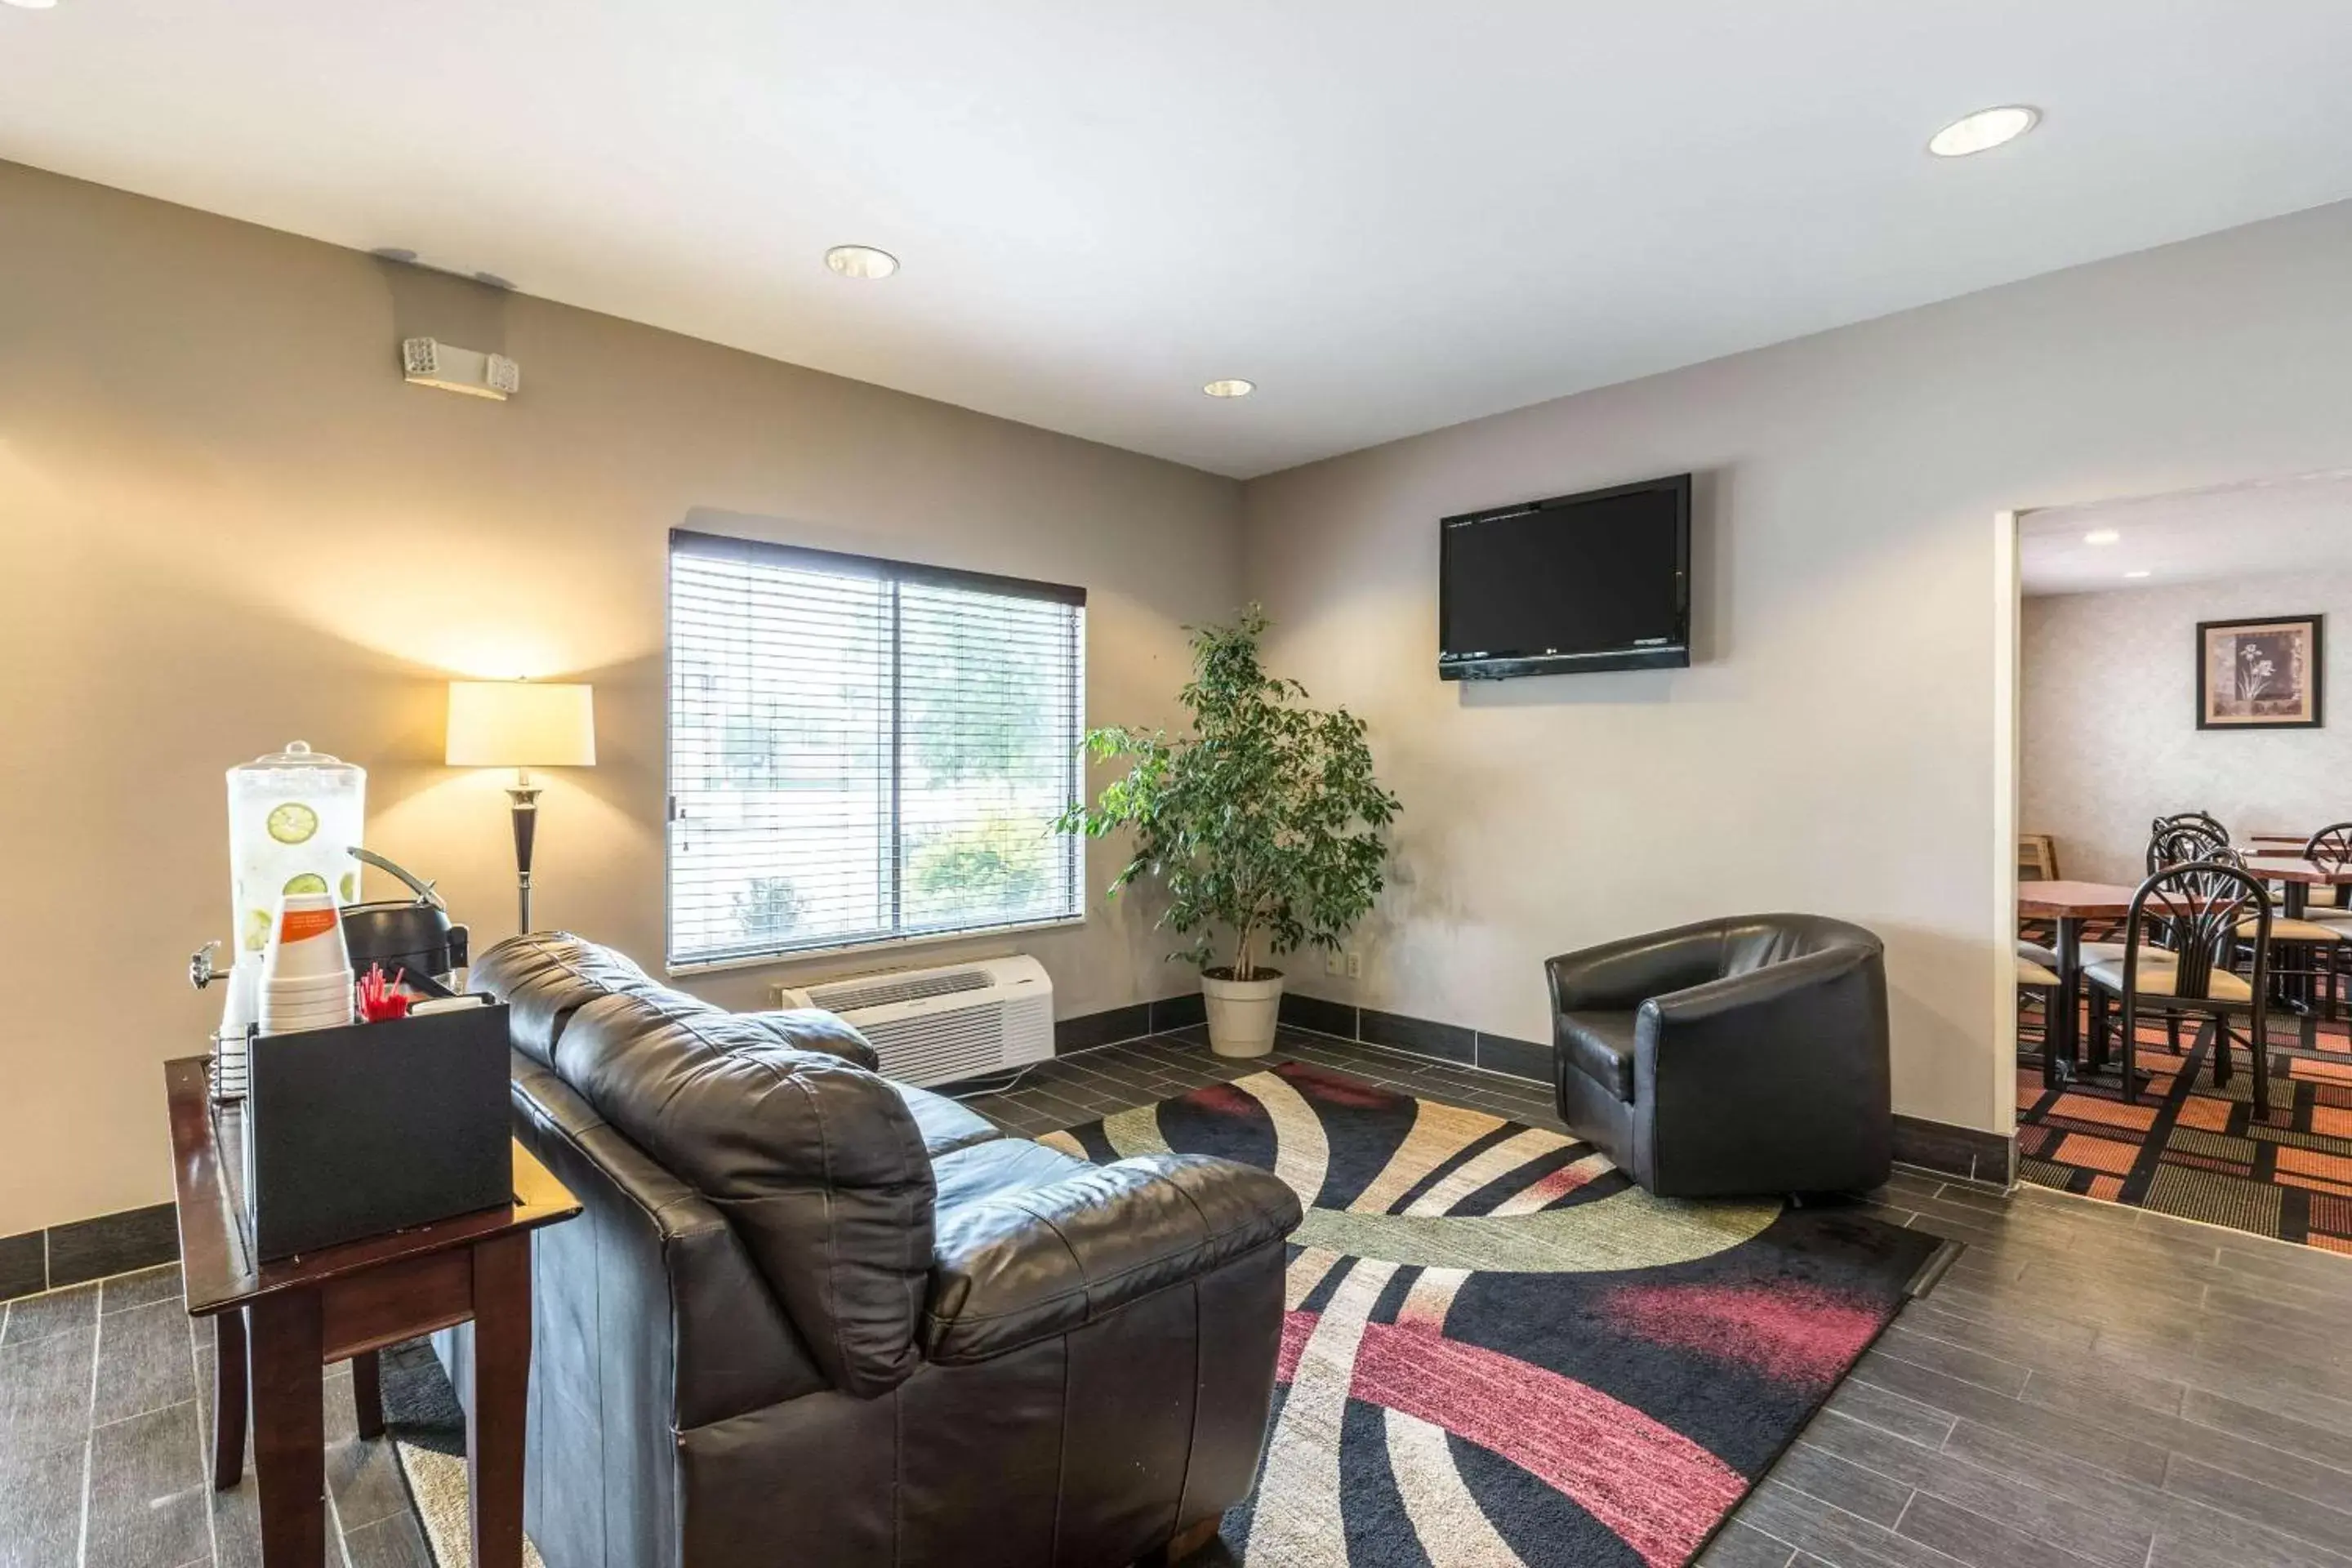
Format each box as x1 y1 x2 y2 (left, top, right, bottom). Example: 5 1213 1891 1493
1345 951 1362 979
1324 950 1343 976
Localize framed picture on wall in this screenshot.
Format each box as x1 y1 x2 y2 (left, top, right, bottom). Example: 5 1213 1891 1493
2198 614 2324 729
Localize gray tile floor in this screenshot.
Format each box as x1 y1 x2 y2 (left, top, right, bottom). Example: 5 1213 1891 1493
6 1026 2350 1566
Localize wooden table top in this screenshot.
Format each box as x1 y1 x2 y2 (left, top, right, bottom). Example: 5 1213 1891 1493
2244 857 2352 884
165 1055 578 1317
2017 880 2140 919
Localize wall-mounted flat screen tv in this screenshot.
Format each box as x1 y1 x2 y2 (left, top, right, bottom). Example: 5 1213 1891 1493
1437 474 1691 680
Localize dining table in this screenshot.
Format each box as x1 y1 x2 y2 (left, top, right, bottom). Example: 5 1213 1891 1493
2017 879 2140 1086
2243 856 2352 920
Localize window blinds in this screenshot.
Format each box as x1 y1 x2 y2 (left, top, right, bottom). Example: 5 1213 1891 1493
666 529 1085 967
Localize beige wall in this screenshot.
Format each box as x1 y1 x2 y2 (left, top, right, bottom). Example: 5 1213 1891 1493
1241 198 2352 1138
0 162 1242 1236
2023 573 2352 884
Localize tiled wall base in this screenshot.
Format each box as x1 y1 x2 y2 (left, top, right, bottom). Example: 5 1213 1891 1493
1052 988 1549 1085
0 1201 179 1304
1893 1114 2017 1189
1054 992 2013 1189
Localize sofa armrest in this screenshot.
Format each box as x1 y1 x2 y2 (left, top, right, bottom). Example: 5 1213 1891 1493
923 1154 1302 1365
1547 920 1726 1015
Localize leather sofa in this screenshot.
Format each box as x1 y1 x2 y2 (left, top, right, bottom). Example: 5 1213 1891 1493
1544 914 1891 1198
442 934 1303 1568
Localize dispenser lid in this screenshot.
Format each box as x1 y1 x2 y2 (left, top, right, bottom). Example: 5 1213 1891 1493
229 741 361 773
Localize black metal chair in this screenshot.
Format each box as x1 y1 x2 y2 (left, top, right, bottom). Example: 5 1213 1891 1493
2083 857 2273 1117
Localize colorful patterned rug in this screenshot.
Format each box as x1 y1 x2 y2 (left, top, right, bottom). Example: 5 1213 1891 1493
1040 1061 1942 1568
2017 1004 2352 1254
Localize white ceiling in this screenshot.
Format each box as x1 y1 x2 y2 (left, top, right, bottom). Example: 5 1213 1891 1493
6 2 2352 479
2021 472 2352 596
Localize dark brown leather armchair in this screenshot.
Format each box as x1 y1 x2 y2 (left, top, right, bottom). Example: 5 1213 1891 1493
1545 914 1891 1198
443 935 1302 1568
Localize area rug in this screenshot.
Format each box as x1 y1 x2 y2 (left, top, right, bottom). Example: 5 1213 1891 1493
1039 1060 1943 1568
376 1339 546 1568
2017 1004 2352 1253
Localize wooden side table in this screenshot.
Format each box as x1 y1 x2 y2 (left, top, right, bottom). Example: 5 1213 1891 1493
166 1056 579 1568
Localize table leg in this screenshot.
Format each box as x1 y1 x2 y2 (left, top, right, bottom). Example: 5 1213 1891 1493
352 1348 385 1441
468 1232 533 1568
248 1290 325 1567
212 1307 247 1490
2050 917 2083 1086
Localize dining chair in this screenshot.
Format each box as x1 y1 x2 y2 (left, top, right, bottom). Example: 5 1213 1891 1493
2016 939 2061 1066
2303 822 2352 911
2019 834 2060 882
2083 856 2273 1116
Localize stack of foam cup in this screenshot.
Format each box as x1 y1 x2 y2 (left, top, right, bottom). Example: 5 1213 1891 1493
258 891 354 1035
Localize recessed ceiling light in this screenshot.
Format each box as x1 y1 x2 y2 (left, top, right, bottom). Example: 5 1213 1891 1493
823 245 898 280
2124 570 2152 579
2083 529 2120 546
2 0 61 10
1202 379 1255 399
1928 105 2040 158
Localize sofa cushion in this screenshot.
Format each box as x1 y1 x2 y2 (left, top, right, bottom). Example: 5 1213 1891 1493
932 1138 1091 1213
474 933 696 1068
894 1084 1004 1159
1558 1010 1639 1102
555 990 934 1398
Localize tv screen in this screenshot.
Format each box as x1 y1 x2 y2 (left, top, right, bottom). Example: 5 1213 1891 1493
1438 474 1691 680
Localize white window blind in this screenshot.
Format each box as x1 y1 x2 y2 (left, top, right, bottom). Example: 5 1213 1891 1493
666 529 1085 967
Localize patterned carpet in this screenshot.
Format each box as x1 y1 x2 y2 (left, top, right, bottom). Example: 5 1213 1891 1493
2016 1000 2352 1254
1042 1061 1941 1568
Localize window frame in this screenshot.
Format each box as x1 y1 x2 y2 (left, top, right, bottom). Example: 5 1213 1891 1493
663 527 1088 974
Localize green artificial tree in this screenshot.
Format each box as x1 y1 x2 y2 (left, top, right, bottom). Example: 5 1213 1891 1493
1058 606 1401 982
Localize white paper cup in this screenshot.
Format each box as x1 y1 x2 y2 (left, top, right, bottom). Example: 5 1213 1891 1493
263 971 354 1000
261 893 350 984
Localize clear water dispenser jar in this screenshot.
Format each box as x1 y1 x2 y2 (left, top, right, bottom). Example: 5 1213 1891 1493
225 741 367 958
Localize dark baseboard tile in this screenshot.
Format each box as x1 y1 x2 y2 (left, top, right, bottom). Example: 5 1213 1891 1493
1892 1114 2016 1190
1277 991 1552 1088
1147 991 1205 1033
1473 1031 1552 1083
1360 1008 1476 1066
0 1230 43 1302
1 1201 180 1304
1048 991 1203 1059
1277 991 1356 1040
1053 1002 1151 1055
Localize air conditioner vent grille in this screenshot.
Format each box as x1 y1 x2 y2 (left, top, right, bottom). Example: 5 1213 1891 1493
861 1004 1009 1085
807 968 991 1013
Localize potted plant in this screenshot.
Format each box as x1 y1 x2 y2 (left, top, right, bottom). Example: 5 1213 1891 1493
1058 607 1401 1057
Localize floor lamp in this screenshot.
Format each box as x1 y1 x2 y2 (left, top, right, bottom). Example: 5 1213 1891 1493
446 679 597 933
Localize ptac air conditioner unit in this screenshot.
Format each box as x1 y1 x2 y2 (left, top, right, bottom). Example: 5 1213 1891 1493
774 955 1052 1088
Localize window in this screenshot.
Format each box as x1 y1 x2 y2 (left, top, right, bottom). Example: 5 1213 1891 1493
666 529 1086 967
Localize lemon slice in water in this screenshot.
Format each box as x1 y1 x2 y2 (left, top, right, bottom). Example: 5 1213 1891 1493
242 908 272 951
283 873 328 896
340 871 359 902
267 802 319 844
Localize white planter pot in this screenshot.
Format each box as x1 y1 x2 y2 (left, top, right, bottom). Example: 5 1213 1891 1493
1200 969 1285 1058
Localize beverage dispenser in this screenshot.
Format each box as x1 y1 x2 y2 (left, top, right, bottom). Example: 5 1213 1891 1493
216 742 366 1036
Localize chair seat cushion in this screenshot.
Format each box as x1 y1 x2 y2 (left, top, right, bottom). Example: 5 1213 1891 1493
2016 939 2060 970
1558 1011 1638 1102
2242 917 2350 944
2078 939 2176 966
2081 959 2252 1003
893 1083 1004 1159
2016 955 2060 989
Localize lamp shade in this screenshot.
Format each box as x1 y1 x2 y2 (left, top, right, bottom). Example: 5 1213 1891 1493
446 681 597 768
